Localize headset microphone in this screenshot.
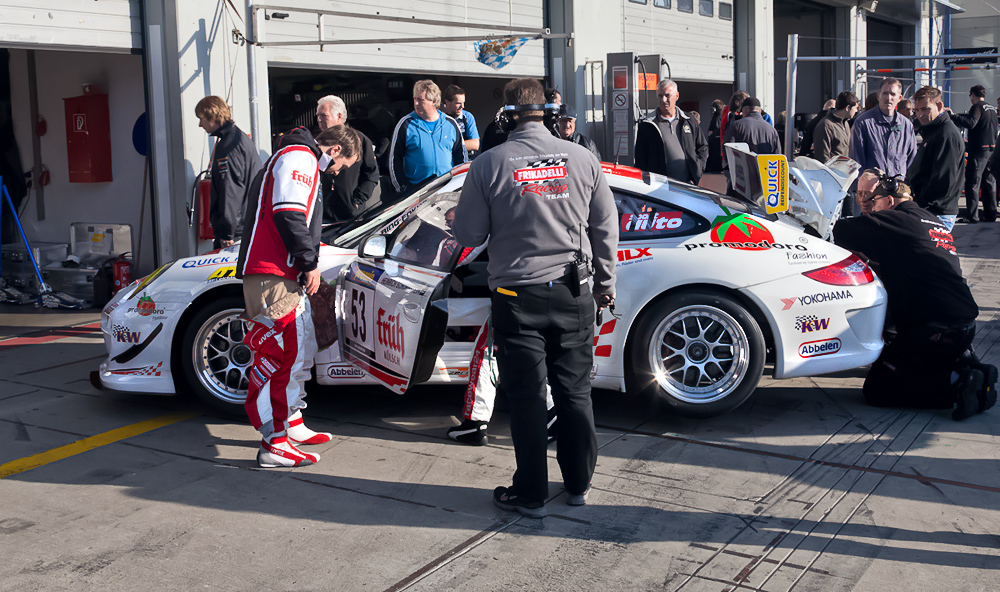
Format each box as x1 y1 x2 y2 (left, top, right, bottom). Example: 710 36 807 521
496 102 561 133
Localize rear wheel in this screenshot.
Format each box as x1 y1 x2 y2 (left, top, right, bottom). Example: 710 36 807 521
626 290 765 418
179 296 252 414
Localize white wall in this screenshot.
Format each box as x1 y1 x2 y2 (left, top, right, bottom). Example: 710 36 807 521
8 49 153 271
0 0 140 52
255 0 546 78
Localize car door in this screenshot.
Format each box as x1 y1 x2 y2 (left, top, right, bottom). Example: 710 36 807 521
338 188 464 394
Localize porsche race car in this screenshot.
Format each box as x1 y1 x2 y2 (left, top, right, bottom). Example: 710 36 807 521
97 152 886 418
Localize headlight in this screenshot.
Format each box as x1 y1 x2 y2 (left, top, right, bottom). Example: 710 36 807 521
127 261 175 299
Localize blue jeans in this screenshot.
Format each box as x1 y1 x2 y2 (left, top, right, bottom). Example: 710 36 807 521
938 215 956 232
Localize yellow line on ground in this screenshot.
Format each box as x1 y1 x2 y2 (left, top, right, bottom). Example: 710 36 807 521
0 413 196 479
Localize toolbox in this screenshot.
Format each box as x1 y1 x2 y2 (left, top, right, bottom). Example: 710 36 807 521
41 266 99 302
1 242 69 274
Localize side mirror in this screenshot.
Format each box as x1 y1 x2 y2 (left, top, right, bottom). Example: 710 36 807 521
359 235 388 259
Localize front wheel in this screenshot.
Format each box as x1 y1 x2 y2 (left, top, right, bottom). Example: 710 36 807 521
626 290 766 418
178 295 252 414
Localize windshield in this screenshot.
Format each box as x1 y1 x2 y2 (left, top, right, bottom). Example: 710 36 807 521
329 175 453 249
387 190 462 271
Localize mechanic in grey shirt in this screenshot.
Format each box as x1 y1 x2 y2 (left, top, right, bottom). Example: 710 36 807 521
453 78 617 517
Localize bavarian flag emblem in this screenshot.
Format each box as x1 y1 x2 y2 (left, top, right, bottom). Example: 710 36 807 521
475 36 538 70
757 154 789 214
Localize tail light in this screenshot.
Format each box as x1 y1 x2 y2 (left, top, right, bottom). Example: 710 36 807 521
802 254 874 285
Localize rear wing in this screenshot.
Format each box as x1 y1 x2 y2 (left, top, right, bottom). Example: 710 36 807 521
725 143 859 240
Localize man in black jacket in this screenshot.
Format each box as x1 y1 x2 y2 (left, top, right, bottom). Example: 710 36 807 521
954 85 999 223
833 174 995 420
196 96 262 248
724 97 781 155
907 86 965 231
634 79 708 184
316 95 381 225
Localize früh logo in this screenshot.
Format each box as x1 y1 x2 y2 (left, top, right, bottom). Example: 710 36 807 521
290 170 313 186
377 308 405 356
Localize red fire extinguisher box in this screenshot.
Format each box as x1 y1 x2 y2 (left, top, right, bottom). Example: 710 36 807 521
64 94 113 183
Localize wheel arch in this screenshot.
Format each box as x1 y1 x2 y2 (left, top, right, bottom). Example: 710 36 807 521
169 284 245 391
619 282 776 389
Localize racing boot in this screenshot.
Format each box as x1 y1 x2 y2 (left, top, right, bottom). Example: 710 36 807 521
287 410 333 445
448 419 488 446
257 435 320 468
951 369 985 421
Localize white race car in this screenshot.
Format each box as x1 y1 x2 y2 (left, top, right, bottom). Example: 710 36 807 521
97 154 886 418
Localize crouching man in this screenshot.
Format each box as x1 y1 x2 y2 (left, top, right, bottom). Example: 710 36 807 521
236 125 361 467
833 172 996 420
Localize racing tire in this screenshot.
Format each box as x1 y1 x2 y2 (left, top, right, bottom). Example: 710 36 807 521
626 290 766 418
179 295 252 415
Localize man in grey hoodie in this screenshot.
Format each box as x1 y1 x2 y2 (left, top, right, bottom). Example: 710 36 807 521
453 78 618 517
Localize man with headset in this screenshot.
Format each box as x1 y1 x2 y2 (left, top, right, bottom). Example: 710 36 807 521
833 171 996 420
453 78 618 517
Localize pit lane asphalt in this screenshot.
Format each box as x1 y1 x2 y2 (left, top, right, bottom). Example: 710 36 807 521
1 223 998 592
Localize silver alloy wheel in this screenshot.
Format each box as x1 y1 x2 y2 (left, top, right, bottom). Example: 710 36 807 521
648 304 751 404
191 308 252 405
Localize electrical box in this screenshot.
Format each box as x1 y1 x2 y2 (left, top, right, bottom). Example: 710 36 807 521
64 94 113 183
603 53 664 167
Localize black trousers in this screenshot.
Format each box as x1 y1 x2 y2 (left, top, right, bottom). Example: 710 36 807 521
964 150 996 222
491 281 597 503
863 322 975 408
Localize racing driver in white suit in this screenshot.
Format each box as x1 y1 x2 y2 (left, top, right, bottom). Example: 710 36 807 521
237 125 360 468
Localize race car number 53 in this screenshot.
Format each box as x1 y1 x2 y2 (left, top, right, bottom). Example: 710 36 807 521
349 284 376 352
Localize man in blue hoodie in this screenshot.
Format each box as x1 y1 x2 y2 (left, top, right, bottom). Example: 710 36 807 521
388 80 468 195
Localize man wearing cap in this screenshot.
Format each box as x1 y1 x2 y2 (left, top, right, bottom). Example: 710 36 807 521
634 79 708 184
557 105 601 159
723 97 781 155
833 173 995 420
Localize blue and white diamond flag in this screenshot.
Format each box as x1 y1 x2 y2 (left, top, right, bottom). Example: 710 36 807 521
474 36 539 70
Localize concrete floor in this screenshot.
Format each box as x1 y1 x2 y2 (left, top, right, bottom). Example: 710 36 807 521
0 223 998 591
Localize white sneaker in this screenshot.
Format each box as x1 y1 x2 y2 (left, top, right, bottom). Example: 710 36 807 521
287 411 333 445
257 436 320 468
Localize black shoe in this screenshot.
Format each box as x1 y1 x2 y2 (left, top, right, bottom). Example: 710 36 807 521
952 369 985 421
493 486 546 518
546 408 558 443
447 420 488 446
957 216 978 224
978 364 998 413
566 485 591 506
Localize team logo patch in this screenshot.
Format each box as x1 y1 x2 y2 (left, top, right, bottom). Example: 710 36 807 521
513 158 568 185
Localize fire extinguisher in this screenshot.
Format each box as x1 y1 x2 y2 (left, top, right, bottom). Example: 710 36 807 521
190 170 214 240
112 253 133 295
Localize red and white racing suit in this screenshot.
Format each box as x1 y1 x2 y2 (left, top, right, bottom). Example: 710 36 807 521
245 296 317 438
462 313 553 422
236 129 323 440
